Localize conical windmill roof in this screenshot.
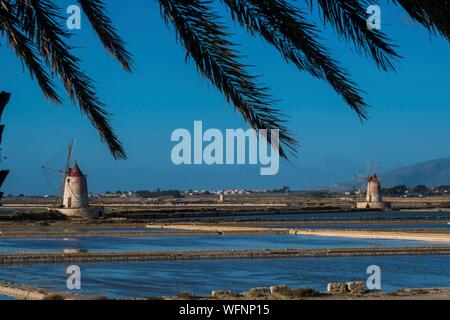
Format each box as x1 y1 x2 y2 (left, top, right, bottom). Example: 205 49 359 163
70 162 84 177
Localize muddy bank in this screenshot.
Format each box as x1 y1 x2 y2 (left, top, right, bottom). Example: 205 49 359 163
0 206 375 222
152 223 288 234
0 230 224 238
1 247 450 265
289 229 450 243
4 279 449 300
0 221 448 238
0 280 91 300
221 219 450 226
147 223 450 242
154 286 450 301
1 215 449 230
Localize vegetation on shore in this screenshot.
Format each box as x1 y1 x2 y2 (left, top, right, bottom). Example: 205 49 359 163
383 185 450 197
0 210 67 221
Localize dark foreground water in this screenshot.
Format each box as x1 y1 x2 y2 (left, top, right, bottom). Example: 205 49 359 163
0 234 445 254
0 255 449 298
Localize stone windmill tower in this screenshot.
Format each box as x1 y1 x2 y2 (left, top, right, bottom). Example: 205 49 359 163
63 161 88 209
356 162 390 210
366 174 382 203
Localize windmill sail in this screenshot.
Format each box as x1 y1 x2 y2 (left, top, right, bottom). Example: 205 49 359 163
60 140 75 205
41 140 76 205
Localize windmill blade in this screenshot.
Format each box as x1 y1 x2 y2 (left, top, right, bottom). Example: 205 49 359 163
354 173 368 193
60 139 76 204
371 161 381 176
355 174 369 182
357 179 367 196
366 160 371 177
65 140 76 174
41 166 64 173
41 168 58 196
352 174 366 195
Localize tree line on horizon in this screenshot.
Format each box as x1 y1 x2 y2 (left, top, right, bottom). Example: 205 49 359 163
382 185 450 197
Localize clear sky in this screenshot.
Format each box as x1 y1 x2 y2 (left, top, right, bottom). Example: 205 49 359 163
1 1 449 195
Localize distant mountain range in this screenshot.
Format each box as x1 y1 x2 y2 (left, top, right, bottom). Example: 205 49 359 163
330 157 450 190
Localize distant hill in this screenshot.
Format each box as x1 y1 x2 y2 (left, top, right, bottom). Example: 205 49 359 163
330 157 450 190
380 157 450 187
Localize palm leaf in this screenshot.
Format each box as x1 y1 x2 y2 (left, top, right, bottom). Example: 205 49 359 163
394 0 450 40
0 170 9 187
0 91 11 119
222 0 368 119
77 0 134 71
1 0 450 161
305 0 400 71
159 0 296 157
14 0 126 159
0 0 60 103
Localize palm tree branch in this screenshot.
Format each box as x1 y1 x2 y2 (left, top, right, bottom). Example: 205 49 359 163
0 0 60 103
14 0 126 159
77 0 134 71
159 0 296 157
222 0 368 119
305 0 400 71
0 91 11 116
393 0 450 41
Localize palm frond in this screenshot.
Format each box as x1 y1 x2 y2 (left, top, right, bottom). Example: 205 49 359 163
0 0 60 103
393 0 450 41
305 0 400 71
0 170 9 187
14 0 126 159
0 91 11 118
78 0 134 71
222 0 368 119
159 0 296 157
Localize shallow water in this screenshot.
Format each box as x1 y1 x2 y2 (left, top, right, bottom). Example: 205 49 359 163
1 210 448 299
1 255 449 298
0 227 161 234
0 234 444 254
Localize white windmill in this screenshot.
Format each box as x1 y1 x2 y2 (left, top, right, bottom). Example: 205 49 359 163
355 161 390 210
42 140 103 218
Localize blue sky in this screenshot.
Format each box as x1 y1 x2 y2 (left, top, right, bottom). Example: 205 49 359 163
1 1 450 195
